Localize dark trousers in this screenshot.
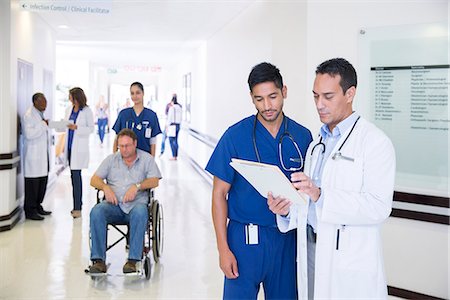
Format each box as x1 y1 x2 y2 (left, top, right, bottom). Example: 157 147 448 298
24 176 48 215
71 170 82 210
169 124 180 157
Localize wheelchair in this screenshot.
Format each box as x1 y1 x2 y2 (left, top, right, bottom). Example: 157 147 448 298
87 188 164 280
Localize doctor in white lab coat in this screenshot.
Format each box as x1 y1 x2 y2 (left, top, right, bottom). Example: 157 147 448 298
268 58 396 299
22 93 52 220
64 87 94 218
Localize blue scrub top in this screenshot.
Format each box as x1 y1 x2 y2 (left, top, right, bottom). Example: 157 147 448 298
112 107 162 153
206 115 312 227
68 108 80 153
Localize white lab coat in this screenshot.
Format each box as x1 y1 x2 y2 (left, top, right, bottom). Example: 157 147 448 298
167 103 182 124
22 105 50 178
277 117 396 300
64 106 94 170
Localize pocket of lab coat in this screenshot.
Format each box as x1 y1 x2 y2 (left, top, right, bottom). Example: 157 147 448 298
329 156 363 192
336 226 378 272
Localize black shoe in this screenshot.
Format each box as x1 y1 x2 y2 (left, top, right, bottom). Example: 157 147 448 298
25 213 44 221
38 208 52 215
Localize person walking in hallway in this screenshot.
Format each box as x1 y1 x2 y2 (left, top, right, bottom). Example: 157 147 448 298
22 92 52 220
206 62 312 299
65 87 95 219
268 58 396 299
95 95 109 146
112 82 162 156
159 94 174 157
167 95 182 160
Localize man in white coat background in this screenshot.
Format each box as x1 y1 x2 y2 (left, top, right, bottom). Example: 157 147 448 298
22 92 52 221
268 58 396 299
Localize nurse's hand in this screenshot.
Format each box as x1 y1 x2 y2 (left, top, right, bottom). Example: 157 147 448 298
219 248 239 279
267 192 291 216
123 185 138 203
103 185 118 205
291 172 321 202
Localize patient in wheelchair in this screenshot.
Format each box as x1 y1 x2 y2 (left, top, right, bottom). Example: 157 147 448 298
89 128 161 274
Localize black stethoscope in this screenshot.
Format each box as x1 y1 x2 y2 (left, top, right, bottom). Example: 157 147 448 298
252 114 304 171
311 116 360 162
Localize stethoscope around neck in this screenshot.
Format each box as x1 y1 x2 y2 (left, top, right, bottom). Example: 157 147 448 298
311 116 360 162
252 114 304 172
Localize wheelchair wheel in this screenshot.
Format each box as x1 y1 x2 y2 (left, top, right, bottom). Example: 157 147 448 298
151 200 164 263
144 256 151 280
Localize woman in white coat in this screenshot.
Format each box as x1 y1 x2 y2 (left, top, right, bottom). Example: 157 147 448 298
268 58 395 299
65 87 94 218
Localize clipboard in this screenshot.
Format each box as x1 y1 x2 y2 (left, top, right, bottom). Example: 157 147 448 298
48 120 72 132
230 158 307 204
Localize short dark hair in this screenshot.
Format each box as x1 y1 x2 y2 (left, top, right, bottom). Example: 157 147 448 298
69 87 88 108
248 62 284 92
171 94 178 104
130 82 144 93
315 58 357 93
32 92 45 103
117 128 137 142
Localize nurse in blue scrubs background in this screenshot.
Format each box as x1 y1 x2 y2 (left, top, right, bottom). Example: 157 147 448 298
112 82 162 156
206 62 313 300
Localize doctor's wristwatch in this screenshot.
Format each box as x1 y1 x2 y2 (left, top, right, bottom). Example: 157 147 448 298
135 183 141 191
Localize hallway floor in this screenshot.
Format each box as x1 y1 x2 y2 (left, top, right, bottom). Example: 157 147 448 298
0 134 223 299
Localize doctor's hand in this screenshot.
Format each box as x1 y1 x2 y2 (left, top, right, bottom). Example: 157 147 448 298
219 248 239 279
123 185 138 203
103 185 118 205
67 123 78 130
267 192 291 216
291 172 321 202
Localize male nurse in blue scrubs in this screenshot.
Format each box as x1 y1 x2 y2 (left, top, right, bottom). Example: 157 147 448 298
206 62 313 299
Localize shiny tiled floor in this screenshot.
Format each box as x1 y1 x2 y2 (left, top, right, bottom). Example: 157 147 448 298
0 134 223 299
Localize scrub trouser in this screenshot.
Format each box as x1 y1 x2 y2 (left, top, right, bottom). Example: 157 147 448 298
71 170 82 210
90 202 148 261
224 220 297 300
160 129 167 154
97 118 108 143
307 224 316 300
24 176 48 215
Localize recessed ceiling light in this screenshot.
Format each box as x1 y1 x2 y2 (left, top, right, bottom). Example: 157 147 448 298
58 25 69 29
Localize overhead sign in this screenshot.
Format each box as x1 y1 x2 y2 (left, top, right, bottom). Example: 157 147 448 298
20 1 112 14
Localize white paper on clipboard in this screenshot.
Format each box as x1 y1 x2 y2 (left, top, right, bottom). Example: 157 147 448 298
48 120 71 132
230 158 307 205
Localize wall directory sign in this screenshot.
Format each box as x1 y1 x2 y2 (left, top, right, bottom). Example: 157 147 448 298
358 23 449 199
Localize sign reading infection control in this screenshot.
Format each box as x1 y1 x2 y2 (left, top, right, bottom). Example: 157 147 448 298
20 1 112 14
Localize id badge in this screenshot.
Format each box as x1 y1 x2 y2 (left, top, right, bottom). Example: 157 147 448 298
245 223 259 245
145 127 152 138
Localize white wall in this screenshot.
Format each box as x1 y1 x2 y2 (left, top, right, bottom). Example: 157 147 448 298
305 1 448 298
11 3 56 104
0 0 56 226
204 1 308 139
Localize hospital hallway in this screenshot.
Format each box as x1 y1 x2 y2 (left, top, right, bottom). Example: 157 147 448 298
0 1 448 299
0 133 224 299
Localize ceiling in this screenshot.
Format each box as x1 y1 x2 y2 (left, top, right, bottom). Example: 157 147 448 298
32 0 255 67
